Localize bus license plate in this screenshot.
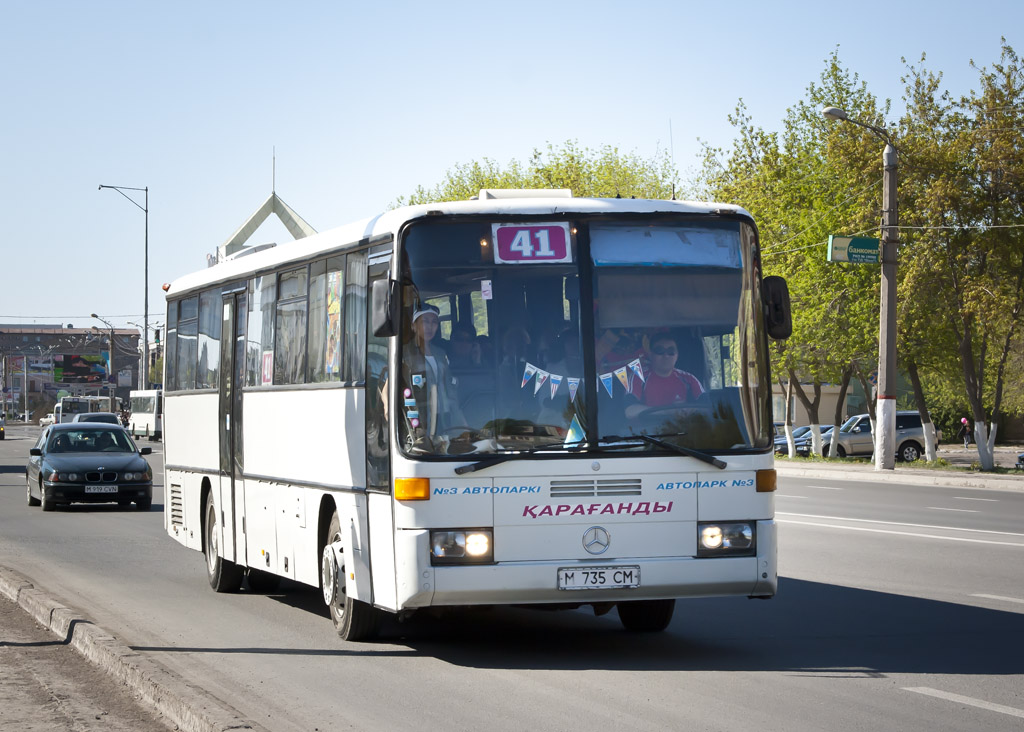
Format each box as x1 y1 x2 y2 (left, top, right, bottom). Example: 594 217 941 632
557 566 640 591
85 486 118 493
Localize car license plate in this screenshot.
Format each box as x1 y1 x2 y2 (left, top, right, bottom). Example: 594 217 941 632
557 566 640 591
85 485 118 494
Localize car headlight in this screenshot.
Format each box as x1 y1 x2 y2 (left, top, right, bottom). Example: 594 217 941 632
55 472 80 482
430 529 494 565
697 522 755 557
123 472 138 481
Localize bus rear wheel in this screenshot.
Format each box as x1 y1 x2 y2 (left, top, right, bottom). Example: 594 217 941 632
617 599 675 632
205 492 243 592
322 512 380 641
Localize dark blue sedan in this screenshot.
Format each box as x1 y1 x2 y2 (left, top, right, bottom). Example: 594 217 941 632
26 423 153 511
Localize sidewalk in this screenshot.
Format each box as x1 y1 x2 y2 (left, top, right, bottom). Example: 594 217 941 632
0 566 266 732
775 444 1024 491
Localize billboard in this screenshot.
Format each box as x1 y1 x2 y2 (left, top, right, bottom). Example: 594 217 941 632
54 355 107 384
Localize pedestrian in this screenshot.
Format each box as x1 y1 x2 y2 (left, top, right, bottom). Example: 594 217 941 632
957 417 972 448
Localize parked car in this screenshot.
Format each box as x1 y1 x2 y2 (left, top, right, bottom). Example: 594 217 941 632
1016 452 1024 470
775 425 834 455
39 413 55 428
821 411 926 462
71 412 121 425
26 423 153 511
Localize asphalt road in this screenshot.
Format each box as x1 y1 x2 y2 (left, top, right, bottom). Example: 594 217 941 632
1 422 1023 731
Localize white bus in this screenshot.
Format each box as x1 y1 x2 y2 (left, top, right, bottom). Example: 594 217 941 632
57 396 91 423
128 389 162 440
162 191 791 640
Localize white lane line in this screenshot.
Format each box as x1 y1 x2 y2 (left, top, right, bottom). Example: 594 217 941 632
971 593 1024 605
953 496 998 502
778 513 1024 538
903 687 1024 720
927 507 979 513
776 494 809 498
777 519 1024 547
809 485 844 491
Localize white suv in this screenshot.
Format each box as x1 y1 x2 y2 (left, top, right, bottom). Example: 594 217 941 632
823 411 926 462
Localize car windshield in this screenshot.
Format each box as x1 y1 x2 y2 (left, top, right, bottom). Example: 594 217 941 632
397 216 772 457
48 429 135 453
839 416 863 433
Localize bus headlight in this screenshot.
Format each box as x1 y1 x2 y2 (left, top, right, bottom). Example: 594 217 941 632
430 529 494 565
697 522 755 557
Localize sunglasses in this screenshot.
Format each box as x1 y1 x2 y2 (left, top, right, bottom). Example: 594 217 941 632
651 346 677 356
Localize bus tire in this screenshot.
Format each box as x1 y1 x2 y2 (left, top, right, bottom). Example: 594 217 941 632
246 569 281 593
205 492 243 592
322 512 379 641
617 599 675 632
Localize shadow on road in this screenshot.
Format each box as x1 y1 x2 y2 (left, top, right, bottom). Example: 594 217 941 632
134 577 1024 675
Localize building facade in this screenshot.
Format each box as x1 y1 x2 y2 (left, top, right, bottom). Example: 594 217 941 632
0 325 140 420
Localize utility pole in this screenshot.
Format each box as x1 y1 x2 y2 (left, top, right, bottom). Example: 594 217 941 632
822 106 899 470
876 143 899 470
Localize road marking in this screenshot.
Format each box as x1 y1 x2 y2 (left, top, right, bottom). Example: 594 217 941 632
779 513 1024 538
903 687 1024 720
776 494 809 498
971 593 1024 605
953 496 998 502
927 507 979 513
810 485 844 490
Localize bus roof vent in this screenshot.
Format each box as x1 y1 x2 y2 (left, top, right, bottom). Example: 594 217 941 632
475 188 573 200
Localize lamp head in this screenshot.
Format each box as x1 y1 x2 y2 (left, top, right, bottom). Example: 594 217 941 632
90 313 98 318
822 106 848 121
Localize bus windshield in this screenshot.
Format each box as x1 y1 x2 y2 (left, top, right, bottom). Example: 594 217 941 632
398 216 772 457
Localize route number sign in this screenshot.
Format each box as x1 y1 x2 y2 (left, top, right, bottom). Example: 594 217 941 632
492 223 572 264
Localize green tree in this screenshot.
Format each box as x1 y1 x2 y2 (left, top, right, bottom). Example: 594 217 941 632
395 141 680 205
696 51 885 455
897 40 1024 469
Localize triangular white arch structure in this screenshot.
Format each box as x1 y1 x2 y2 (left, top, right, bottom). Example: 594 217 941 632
215 192 317 264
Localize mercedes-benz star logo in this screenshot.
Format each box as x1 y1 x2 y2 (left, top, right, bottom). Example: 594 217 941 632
582 526 611 555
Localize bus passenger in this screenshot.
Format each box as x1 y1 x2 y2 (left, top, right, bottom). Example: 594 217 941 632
402 304 464 444
625 334 704 419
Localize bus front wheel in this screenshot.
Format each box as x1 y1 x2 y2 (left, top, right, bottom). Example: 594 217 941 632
617 599 675 632
205 492 243 592
322 512 380 642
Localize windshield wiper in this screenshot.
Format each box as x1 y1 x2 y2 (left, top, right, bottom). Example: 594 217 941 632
455 436 651 475
599 434 728 470
455 439 587 475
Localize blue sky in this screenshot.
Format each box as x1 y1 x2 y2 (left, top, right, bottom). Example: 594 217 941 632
1 0 1018 333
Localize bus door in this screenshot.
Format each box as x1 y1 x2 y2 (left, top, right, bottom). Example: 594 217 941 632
365 248 397 609
218 287 248 565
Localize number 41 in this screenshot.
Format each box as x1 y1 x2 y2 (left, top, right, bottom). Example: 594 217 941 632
509 229 555 258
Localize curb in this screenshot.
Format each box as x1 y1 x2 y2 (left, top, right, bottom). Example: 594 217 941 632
0 565 268 732
775 463 1024 491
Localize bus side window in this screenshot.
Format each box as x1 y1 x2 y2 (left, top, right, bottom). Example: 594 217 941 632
344 251 368 383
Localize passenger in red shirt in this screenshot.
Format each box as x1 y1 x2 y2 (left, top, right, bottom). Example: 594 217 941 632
625 334 704 419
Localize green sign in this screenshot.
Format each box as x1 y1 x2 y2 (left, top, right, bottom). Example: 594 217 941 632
828 235 880 264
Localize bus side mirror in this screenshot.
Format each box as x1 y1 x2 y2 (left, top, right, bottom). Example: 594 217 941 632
763 275 792 340
371 279 399 338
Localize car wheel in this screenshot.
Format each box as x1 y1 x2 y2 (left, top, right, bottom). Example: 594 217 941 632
618 599 676 632
836 445 847 458
899 442 922 462
322 512 380 641
26 475 40 507
40 485 55 512
205 492 243 592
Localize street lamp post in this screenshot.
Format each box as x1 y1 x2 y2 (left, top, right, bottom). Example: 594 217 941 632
98 184 149 390
822 106 898 470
